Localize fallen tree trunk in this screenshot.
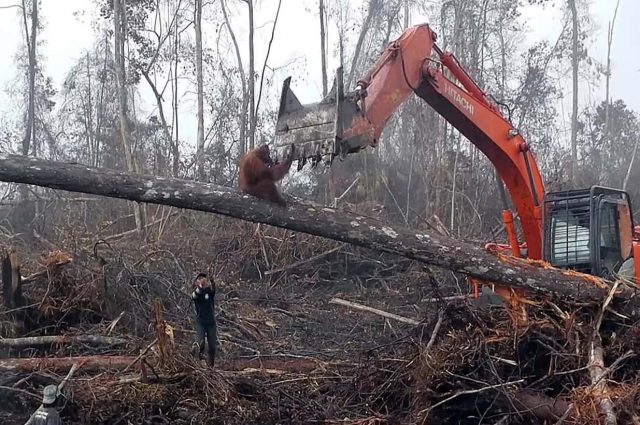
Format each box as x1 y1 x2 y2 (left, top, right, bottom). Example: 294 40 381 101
0 355 342 375
0 356 137 373
0 335 127 349
0 154 631 305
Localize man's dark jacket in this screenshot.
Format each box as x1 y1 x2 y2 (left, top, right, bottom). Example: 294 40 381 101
192 286 215 325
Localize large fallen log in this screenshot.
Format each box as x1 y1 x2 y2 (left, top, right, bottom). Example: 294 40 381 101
0 356 137 373
0 355 343 374
0 154 633 306
0 335 127 349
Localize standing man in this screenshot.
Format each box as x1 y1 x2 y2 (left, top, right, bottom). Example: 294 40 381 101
25 385 62 425
191 273 217 367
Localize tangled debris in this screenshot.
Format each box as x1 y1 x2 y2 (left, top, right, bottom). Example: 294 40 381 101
1 215 640 424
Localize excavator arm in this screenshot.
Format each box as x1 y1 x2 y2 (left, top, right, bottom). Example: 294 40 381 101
275 24 545 259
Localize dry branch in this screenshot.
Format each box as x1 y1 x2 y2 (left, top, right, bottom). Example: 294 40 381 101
0 335 126 349
121 338 158 373
329 297 420 325
0 154 631 306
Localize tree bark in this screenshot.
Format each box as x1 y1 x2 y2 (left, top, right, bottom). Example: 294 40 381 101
0 354 340 374
0 154 629 308
0 335 126 349
172 21 180 177
21 0 37 158
330 297 420 325
0 355 137 373
568 0 579 184
195 0 205 181
2 250 24 310
19 0 38 202
404 0 410 29
319 0 328 97
589 334 618 424
245 0 256 149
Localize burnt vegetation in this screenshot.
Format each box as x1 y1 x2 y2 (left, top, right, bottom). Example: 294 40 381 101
1 0 639 424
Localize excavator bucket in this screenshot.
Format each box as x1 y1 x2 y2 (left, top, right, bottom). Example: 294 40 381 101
273 68 374 168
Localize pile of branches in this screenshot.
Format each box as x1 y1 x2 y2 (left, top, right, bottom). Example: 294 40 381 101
1 214 640 424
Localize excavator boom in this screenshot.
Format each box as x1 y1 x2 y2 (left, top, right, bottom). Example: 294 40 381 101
275 24 545 260
274 22 640 291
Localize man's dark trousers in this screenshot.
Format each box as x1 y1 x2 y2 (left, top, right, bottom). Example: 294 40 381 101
195 320 216 364
192 285 217 365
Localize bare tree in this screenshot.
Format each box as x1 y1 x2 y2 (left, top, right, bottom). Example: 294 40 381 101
243 0 256 149
319 0 328 97
195 0 205 180
255 0 282 123
568 0 579 183
404 0 409 28
138 0 184 177
21 0 37 157
346 0 382 90
173 28 180 177
604 0 621 147
113 0 145 235
221 0 247 157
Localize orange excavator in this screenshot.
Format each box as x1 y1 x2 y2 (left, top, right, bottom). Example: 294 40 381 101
273 24 640 307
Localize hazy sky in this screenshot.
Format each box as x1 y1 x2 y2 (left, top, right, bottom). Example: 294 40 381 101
0 0 638 149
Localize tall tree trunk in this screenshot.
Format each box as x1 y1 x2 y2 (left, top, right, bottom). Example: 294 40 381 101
319 0 334 201
195 0 205 180
604 0 620 148
172 26 180 177
113 0 145 236
404 0 409 28
450 134 460 234
319 0 328 97
21 0 37 158
623 140 638 191
94 33 109 168
568 0 579 184
85 52 95 165
221 0 247 158
142 71 175 176
19 0 38 202
245 0 256 149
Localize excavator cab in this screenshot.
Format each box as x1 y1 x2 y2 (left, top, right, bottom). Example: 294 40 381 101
542 186 635 279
